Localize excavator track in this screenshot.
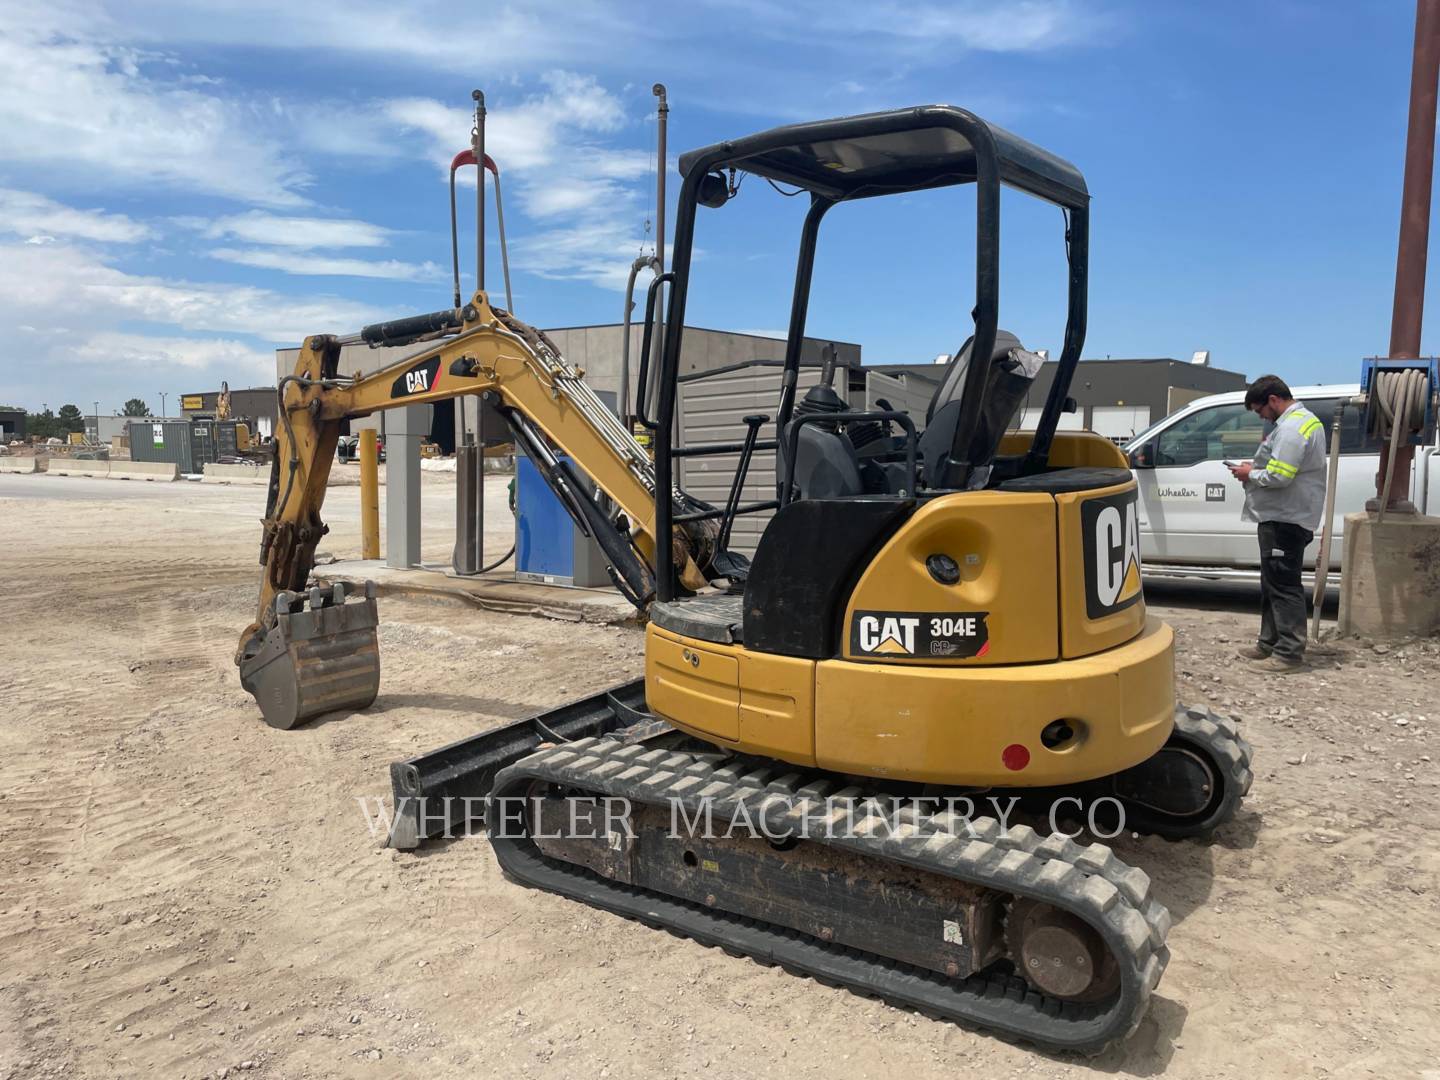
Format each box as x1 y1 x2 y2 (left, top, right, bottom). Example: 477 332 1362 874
487 738 1172 1055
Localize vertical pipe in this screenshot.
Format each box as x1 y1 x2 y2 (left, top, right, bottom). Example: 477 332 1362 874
620 255 658 427
1390 0 1440 360
360 429 380 560
473 90 486 297
1379 0 1440 503
1310 399 1347 641
621 259 641 427
473 417 484 573
449 167 462 309
492 169 513 311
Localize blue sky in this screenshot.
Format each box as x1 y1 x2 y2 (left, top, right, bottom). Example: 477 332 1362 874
0 0 1433 413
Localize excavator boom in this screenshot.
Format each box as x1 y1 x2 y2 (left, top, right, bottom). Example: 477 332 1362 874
238 292 714 729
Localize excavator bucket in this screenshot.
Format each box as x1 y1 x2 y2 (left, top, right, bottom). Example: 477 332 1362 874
239 581 380 729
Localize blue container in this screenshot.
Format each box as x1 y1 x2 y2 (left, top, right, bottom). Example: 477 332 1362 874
515 452 576 582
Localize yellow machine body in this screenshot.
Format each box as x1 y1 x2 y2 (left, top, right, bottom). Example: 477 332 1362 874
645 432 1175 787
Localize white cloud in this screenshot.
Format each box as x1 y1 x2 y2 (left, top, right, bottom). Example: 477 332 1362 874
521 178 628 219
723 0 1106 53
199 212 394 249
0 240 382 343
97 1 646 77
384 71 626 175
511 219 651 291
0 10 308 206
0 236 389 406
883 0 1102 51
73 332 275 378
210 247 443 281
0 188 152 243
383 73 653 289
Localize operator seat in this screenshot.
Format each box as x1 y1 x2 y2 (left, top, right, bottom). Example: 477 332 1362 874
917 329 1025 488
925 330 1024 424
786 329 1030 499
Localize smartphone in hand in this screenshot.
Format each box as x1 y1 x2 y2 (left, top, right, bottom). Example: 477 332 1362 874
1222 460 1240 469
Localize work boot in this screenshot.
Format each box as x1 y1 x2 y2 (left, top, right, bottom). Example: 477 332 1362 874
1236 644 1271 661
1254 655 1306 674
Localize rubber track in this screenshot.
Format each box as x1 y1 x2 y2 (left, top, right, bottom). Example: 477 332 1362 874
487 739 1172 1055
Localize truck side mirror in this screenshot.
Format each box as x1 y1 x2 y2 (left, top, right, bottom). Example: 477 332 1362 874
1128 440 1155 469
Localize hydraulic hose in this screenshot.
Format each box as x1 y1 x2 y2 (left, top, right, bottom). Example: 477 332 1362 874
477 474 519 574
479 544 515 574
1370 367 1428 523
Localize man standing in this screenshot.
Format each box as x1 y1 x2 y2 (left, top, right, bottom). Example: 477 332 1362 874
1228 375 1328 672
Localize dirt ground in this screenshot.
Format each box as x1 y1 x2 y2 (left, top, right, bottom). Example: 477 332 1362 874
1 472 1438 1080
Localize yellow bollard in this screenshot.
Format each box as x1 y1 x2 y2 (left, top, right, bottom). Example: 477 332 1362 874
359 429 380 560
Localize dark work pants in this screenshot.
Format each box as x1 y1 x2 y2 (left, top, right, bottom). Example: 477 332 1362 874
1257 520 1313 661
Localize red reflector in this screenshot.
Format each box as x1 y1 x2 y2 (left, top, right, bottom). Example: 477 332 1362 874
1002 744 1030 771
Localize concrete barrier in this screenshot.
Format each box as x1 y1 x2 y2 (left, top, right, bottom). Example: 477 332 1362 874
0 456 43 473
109 460 179 481
1339 511 1440 637
203 462 268 485
47 458 110 478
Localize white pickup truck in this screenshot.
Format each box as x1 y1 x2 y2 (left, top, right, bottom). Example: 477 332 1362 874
1123 383 1439 574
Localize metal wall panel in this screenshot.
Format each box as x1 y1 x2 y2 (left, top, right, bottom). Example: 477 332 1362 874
128 421 195 471
862 370 936 430
128 420 242 472
676 362 848 557
1018 408 1085 431
1088 404 1152 442
215 421 240 459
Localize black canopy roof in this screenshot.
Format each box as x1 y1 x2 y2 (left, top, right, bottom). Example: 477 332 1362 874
678 105 1088 210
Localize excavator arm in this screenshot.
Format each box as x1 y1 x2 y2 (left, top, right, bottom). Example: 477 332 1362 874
238 292 717 729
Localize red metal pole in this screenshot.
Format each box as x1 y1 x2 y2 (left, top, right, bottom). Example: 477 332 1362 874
1378 0 1440 503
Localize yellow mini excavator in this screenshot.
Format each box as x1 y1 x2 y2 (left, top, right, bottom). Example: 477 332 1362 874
238 104 1252 1054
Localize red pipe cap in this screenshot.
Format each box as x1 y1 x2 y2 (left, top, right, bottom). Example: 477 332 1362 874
1001 744 1030 771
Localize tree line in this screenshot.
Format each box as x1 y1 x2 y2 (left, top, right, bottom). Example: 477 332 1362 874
1 399 154 441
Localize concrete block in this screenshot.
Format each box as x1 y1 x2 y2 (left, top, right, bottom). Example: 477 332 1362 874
109 460 179 481
0 456 42 473
48 458 110 478
1338 510 1440 638
203 461 267 485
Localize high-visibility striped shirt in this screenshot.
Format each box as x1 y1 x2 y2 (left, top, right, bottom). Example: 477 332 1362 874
1242 400 1328 529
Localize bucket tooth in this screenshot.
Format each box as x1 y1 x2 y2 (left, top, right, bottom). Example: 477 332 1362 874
239 580 380 730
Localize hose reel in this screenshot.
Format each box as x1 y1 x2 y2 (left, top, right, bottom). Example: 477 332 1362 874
1360 358 1439 519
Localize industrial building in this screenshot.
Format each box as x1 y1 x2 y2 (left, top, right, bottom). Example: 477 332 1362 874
274 323 861 453
82 415 135 444
179 387 279 439
274 324 1243 448
869 353 1248 443
0 409 25 441
271 327 1246 562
